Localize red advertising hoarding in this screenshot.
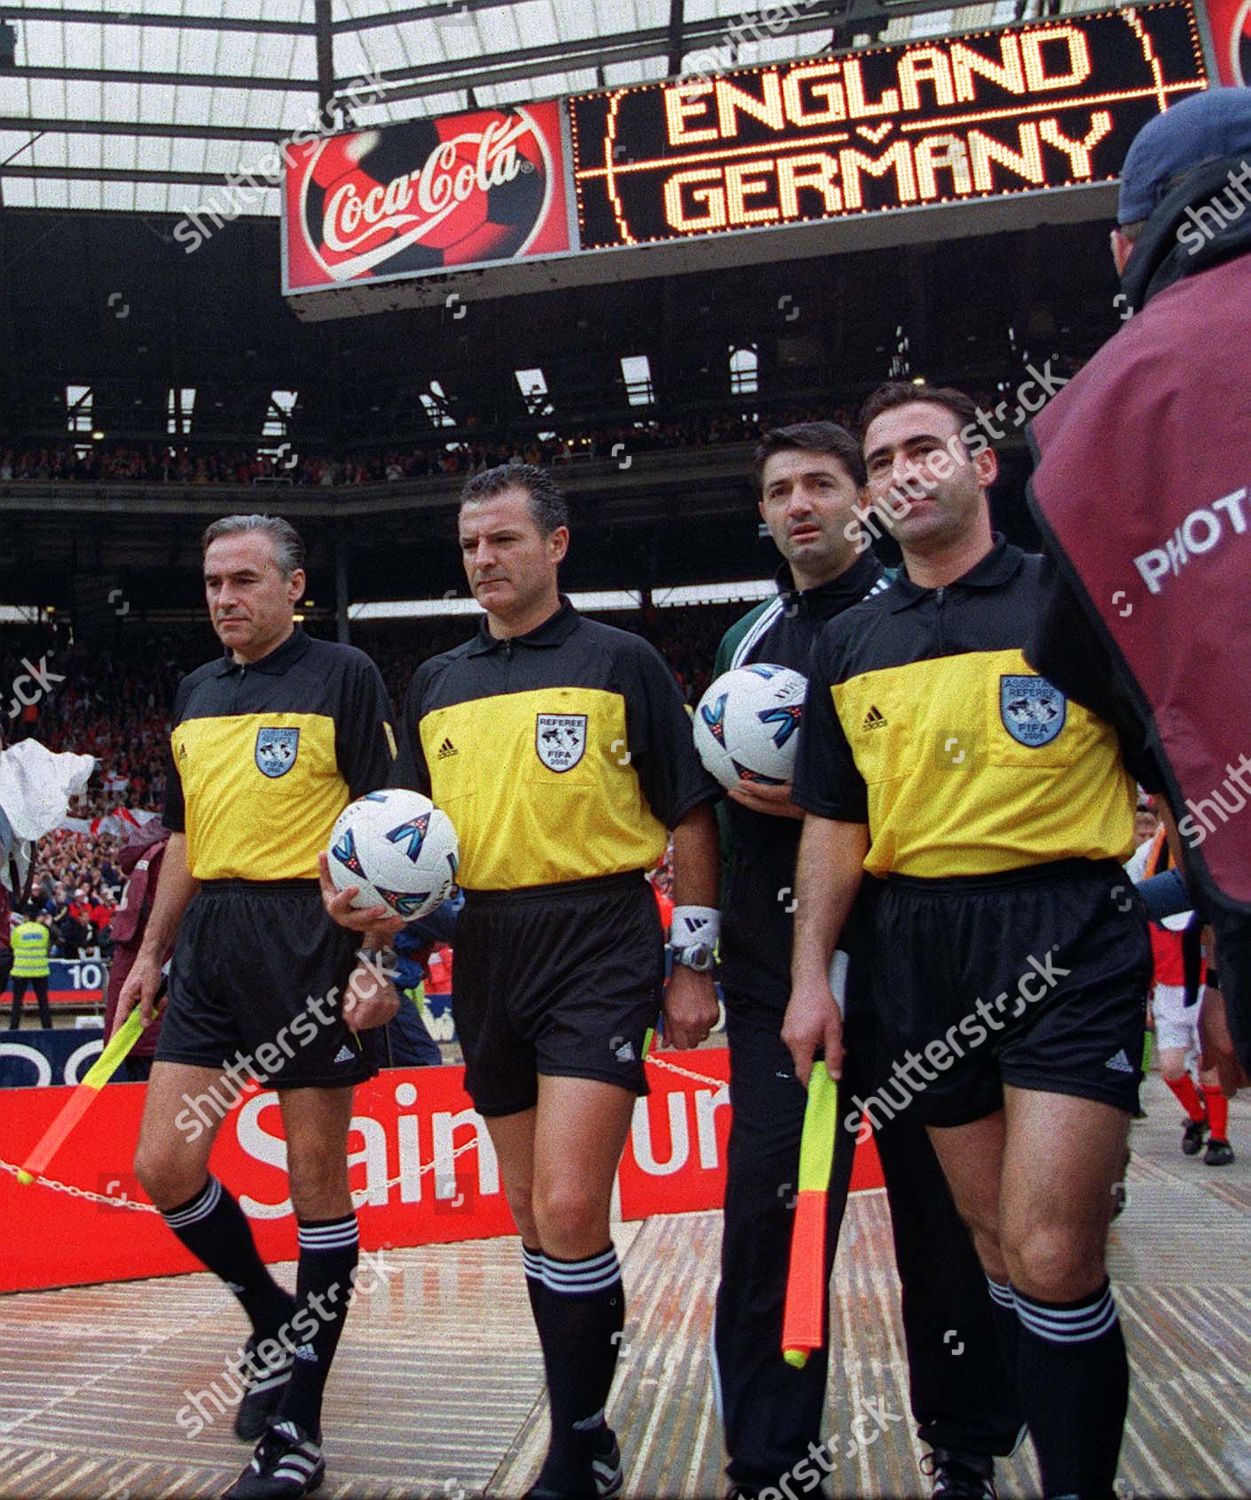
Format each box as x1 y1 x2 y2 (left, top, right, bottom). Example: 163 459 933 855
282 101 576 294
0 1053 884 1294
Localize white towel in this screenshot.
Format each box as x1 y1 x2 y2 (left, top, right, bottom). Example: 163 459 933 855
0 739 96 891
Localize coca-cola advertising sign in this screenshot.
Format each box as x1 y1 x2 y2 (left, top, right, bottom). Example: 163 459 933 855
283 100 575 293
1203 0 1250 81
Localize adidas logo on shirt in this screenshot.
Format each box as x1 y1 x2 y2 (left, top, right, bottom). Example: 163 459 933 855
1104 1049 1135 1074
862 705 888 731
333 1044 356 1065
437 738 458 759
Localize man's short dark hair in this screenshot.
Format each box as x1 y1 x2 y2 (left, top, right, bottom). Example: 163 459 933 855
753 422 866 489
859 382 980 443
460 463 569 535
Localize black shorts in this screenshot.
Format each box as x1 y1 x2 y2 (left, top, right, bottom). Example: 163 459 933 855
156 880 378 1089
453 872 663 1117
873 858 1151 1128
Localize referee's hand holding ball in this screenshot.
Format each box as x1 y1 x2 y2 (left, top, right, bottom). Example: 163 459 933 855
317 849 406 942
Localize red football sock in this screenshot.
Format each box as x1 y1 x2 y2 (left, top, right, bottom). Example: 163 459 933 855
1203 1086 1229 1141
1166 1074 1206 1123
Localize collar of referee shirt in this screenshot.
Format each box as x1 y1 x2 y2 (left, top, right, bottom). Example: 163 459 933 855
467 597 579 655
888 534 1020 611
213 623 310 675
776 548 885 617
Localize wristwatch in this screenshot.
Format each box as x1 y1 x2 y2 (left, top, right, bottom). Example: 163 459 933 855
669 941 716 973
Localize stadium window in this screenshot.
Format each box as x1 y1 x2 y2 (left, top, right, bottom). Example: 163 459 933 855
166 386 196 436
421 379 457 429
65 384 93 435
515 367 554 417
729 346 759 397
256 389 300 466
620 355 654 408
262 389 298 440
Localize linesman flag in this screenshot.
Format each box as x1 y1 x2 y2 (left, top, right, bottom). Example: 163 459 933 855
781 1060 840 1368
17 1006 148 1185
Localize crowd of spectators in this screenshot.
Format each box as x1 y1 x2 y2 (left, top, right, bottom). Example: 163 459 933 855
0 406 867 491
2 630 191 815
23 830 124 958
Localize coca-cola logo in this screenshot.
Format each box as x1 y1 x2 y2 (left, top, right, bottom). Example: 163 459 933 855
299 108 556 282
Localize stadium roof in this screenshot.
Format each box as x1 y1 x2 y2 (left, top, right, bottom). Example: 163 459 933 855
0 0 1029 215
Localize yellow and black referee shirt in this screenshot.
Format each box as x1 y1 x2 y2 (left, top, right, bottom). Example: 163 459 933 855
395 600 718 892
164 627 396 882
793 539 1135 878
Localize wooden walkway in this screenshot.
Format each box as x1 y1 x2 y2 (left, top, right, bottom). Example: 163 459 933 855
0 1076 1246 1498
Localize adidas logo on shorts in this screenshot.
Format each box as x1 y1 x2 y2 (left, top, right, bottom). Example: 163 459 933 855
862 705 888 731
1104 1048 1135 1073
437 738 458 759
333 1044 356 1065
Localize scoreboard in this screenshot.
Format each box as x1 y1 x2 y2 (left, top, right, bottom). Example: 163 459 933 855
283 0 1210 317
569 3 1207 246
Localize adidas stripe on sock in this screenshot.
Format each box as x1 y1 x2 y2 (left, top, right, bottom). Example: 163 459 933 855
523 1244 546 1324
275 1214 360 1441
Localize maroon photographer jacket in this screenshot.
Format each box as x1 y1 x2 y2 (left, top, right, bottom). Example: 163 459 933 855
1025 160 1250 1067
1027 250 1250 914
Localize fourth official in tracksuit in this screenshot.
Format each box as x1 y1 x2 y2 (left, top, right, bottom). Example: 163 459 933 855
715 553 1022 1494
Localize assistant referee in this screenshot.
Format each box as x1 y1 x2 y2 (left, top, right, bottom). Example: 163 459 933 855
117 514 399 1500
714 422 1020 1498
785 383 1151 1499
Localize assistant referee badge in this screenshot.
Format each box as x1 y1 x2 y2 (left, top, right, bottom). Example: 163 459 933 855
535 713 587 772
255 726 300 778
999 676 1066 747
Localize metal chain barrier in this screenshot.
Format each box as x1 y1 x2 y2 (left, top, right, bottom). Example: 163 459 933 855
0 1056 728 1212
0 1134 482 1214
645 1052 728 1089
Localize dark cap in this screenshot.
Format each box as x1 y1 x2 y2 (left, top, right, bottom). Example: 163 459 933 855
1118 88 1251 223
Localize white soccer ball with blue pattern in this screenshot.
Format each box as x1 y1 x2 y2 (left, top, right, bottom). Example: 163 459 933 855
693 664 807 790
327 788 459 921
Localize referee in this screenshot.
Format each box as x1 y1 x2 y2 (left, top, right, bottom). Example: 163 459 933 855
116 515 399 1500
327 464 721 1498
785 384 1151 1499
714 422 1021 1497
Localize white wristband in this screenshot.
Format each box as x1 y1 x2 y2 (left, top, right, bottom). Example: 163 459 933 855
671 905 720 949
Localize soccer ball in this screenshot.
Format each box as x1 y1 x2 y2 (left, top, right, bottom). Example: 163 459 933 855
693 664 807 789
327 789 459 921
